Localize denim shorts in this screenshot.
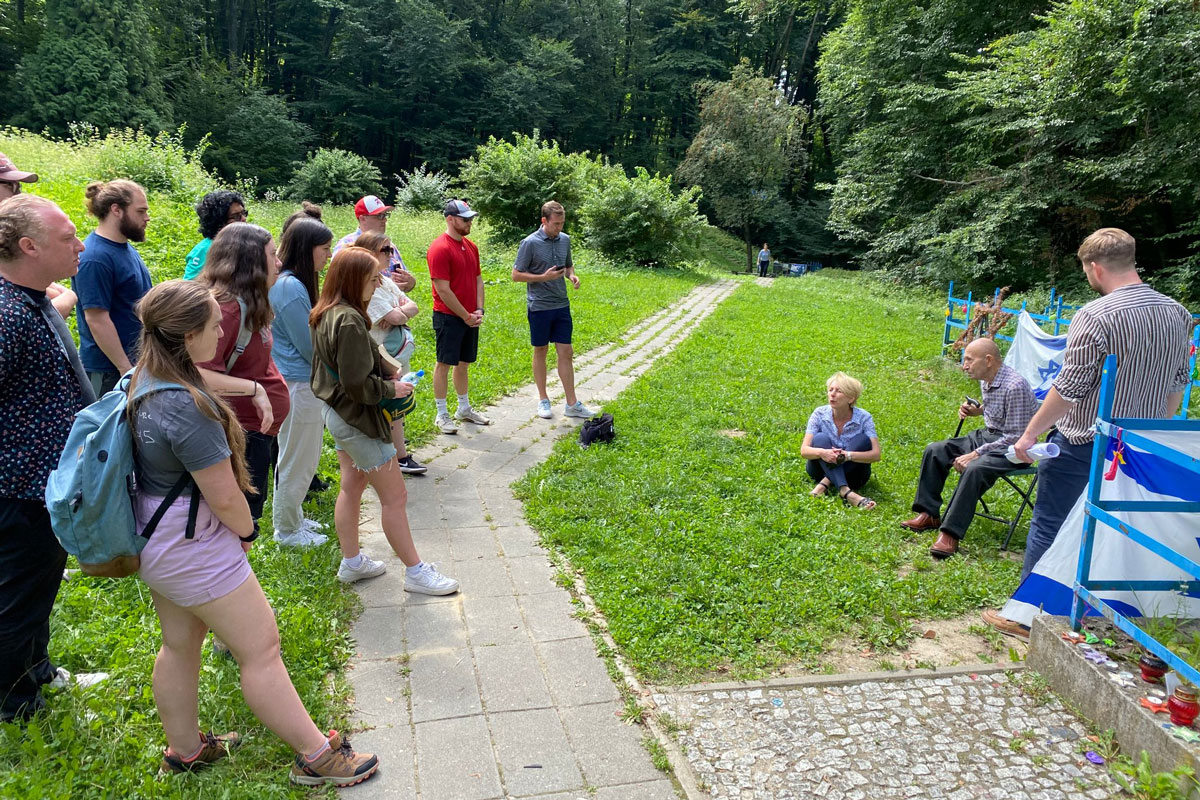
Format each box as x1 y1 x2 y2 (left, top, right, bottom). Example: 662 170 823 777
320 403 396 472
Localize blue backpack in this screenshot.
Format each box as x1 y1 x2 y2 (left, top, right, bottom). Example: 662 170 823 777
45 373 200 578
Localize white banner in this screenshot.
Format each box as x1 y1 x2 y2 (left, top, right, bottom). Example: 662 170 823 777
1004 311 1068 400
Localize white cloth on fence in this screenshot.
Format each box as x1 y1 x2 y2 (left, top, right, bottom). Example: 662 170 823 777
1002 429 1200 626
1004 310 1068 400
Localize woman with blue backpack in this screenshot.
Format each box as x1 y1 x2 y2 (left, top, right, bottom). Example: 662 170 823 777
309 247 458 593
129 279 378 786
268 217 333 547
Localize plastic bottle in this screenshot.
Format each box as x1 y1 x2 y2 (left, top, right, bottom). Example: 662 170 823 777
1005 442 1060 464
400 369 425 388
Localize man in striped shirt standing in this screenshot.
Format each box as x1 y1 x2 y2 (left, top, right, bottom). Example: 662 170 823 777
983 228 1193 639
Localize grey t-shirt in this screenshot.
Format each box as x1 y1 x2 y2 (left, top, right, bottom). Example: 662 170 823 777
514 228 573 312
132 388 232 495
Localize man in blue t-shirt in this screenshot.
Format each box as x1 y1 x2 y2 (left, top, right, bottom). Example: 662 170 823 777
73 180 153 395
512 200 595 420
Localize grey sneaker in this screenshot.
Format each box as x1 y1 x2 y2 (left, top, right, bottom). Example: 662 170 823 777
435 412 459 434
455 406 492 425
536 398 553 419
403 562 460 596
337 556 387 583
274 529 328 548
564 401 595 418
300 518 326 534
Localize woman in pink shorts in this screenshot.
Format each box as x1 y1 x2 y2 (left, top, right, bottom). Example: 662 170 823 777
129 279 377 787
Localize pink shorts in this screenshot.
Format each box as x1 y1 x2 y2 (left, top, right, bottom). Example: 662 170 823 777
135 492 253 608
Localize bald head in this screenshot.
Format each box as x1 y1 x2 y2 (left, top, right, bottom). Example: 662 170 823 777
964 338 1000 361
962 337 1002 382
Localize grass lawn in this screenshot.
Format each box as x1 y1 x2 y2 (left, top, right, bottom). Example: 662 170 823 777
515 271 1027 684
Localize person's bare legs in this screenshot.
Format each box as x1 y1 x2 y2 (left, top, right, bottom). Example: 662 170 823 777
150 591 209 756
433 361 451 403
334 450 369 559
452 362 469 399
364 460 419 566
532 345 550 401
392 418 408 459
194 576 327 755
554 342 576 406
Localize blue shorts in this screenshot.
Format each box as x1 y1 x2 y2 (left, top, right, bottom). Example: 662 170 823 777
528 306 573 347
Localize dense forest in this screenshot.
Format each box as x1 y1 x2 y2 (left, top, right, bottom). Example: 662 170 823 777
1 0 1198 300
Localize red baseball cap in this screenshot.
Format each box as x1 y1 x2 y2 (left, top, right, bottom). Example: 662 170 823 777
0 153 37 184
354 195 393 217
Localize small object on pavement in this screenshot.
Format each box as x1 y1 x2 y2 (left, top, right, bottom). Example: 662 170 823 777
1085 751 1105 765
1168 685 1200 727
1061 631 1086 644
1139 653 1169 683
1084 632 1100 644
1140 696 1169 714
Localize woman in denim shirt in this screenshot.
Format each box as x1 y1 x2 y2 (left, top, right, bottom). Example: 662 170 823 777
801 372 881 509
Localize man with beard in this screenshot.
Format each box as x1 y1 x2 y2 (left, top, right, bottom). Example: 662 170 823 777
73 180 153 395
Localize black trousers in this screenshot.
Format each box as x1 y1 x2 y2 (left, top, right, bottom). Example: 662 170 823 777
0 499 67 720
912 428 1020 540
758 261 769 277
244 431 276 532
805 431 872 491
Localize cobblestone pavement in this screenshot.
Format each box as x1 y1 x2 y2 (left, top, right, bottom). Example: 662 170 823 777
654 671 1121 800
341 279 740 800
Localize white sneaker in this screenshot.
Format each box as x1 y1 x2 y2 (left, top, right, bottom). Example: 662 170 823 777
337 555 387 583
564 401 595 418
454 406 491 425
47 668 108 689
536 399 553 419
300 518 326 534
48 667 71 689
404 562 460 595
435 412 460 434
274 529 328 547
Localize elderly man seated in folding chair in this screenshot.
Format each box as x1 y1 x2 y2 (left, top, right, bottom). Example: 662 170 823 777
900 338 1037 559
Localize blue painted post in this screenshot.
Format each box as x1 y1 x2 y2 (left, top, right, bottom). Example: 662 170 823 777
1179 322 1199 421
1071 355 1119 630
944 280 955 348
1053 295 1066 336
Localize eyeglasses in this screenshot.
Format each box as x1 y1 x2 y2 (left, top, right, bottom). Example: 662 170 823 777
0 181 21 195
227 210 248 222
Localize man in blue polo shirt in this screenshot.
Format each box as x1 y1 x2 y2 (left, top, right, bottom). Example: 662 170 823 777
73 179 153 395
512 200 595 420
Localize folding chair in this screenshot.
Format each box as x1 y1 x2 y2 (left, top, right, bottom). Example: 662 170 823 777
952 417 1038 551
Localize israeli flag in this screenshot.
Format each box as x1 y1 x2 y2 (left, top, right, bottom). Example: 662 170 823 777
1005 311 1067 400
1002 430 1200 626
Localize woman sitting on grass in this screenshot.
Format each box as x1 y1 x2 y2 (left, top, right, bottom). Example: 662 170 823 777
309 247 458 594
130 280 378 787
800 371 881 510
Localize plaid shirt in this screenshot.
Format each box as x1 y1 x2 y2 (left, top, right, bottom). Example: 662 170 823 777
975 363 1037 456
0 277 91 500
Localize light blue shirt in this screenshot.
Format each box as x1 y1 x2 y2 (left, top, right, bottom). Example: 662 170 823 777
268 272 314 382
805 405 878 448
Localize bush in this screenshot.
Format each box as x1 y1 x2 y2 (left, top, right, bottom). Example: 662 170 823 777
458 131 602 242
68 124 235 201
286 148 384 204
394 163 451 212
578 167 704 267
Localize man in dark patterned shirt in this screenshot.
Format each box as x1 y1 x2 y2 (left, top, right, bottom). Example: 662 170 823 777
901 338 1037 559
0 195 93 721
984 228 1193 640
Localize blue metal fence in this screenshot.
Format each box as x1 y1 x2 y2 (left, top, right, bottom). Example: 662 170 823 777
1070 354 1200 686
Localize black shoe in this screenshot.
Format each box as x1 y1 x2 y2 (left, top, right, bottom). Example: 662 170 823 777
397 456 427 475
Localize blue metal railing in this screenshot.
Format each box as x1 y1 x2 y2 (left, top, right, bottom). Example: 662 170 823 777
1070 354 1200 687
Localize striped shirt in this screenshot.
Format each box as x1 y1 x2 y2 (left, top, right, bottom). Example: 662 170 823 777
1053 283 1193 444
975 363 1037 455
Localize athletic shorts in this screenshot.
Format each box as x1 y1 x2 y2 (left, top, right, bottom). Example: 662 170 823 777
528 306 573 347
432 311 479 365
136 494 252 607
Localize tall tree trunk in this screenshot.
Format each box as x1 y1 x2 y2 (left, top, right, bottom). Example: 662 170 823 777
227 0 240 70
795 9 822 93
745 224 753 271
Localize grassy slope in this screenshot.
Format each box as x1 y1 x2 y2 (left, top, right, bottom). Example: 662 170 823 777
516 271 1025 684
0 131 726 798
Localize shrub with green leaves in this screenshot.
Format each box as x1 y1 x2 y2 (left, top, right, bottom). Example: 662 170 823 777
578 167 704 267
286 147 385 204
458 131 602 242
68 124 234 202
394 163 451 212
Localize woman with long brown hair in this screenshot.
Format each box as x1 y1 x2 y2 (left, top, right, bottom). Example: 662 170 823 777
309 247 457 592
130 279 378 786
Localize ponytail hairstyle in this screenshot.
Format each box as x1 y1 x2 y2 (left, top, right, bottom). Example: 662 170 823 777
130 280 254 493
277 216 332 306
281 201 323 234
84 179 143 220
200 222 274 332
310 247 378 329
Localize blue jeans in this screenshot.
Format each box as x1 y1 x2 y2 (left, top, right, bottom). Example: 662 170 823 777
1020 432 1093 581
806 431 872 491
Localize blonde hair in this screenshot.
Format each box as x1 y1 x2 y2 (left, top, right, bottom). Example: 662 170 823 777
1077 228 1136 271
827 372 863 405
0 194 55 261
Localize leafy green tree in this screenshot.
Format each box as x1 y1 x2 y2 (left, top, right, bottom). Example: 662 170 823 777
286 148 385 204
678 60 808 268
14 0 170 135
578 166 704 266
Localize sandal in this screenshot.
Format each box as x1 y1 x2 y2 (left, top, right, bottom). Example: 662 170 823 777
839 488 877 511
809 479 831 498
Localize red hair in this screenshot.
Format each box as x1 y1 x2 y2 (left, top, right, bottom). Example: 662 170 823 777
310 246 378 327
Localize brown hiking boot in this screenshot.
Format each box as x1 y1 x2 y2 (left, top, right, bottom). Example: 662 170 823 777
159 730 242 774
290 730 379 787
900 511 941 532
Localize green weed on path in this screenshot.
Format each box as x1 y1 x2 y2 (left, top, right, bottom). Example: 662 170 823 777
515 271 1023 684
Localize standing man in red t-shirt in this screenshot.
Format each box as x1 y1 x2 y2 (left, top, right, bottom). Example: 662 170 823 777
428 200 489 434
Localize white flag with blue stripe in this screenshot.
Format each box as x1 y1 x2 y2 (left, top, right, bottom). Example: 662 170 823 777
1004 311 1068 400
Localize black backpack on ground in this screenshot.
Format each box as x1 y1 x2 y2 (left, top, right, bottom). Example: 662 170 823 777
579 413 615 448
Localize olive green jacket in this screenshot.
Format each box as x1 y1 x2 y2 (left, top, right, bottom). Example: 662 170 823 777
311 303 395 442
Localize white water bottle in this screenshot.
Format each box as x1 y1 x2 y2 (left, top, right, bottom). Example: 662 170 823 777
400 369 425 388
1006 442 1060 463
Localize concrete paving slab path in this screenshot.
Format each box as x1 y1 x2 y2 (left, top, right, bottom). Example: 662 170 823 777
342 279 739 798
